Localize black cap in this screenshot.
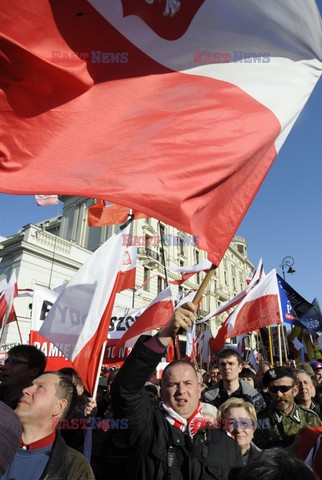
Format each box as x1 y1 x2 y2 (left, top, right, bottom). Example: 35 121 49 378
263 367 295 388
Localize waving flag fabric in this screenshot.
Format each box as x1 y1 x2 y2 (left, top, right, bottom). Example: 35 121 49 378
170 259 212 285
88 200 146 227
35 195 59 207
211 269 282 351
116 246 137 293
39 226 130 393
197 258 264 323
1 1 321 265
113 287 174 356
0 273 18 330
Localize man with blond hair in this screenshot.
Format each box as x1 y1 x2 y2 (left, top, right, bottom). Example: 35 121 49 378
2 371 95 480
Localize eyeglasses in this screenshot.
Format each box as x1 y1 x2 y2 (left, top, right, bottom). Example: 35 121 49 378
3 358 30 367
269 385 293 394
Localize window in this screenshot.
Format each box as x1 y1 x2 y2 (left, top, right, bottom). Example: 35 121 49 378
159 223 165 242
195 249 200 264
179 237 184 255
143 267 150 291
224 270 228 285
157 276 164 294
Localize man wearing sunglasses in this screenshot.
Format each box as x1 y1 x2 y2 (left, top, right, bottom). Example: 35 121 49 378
254 367 321 449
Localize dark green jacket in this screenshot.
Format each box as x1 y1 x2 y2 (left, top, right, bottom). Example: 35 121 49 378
254 402 321 449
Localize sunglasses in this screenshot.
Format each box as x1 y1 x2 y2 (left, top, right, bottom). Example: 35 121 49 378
269 385 293 394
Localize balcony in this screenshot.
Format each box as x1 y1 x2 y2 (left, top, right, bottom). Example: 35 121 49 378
138 247 160 262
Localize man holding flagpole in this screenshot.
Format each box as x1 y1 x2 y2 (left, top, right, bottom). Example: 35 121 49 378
110 302 242 480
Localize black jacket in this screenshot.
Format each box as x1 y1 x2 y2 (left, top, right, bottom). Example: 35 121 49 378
111 336 242 480
40 432 95 480
202 379 266 413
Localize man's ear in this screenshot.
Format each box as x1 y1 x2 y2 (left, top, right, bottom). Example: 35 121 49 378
198 382 202 399
292 383 299 397
238 363 243 374
53 398 68 419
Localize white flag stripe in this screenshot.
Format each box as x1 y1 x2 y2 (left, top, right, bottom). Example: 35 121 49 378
121 246 137 272
96 0 321 152
40 226 129 361
227 269 281 334
170 259 212 274
197 259 264 324
176 291 196 309
149 286 173 309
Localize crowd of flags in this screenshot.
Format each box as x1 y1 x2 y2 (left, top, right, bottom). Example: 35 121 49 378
1 241 321 395
0 0 321 392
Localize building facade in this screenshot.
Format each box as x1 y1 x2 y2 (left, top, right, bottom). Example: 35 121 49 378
0 196 254 347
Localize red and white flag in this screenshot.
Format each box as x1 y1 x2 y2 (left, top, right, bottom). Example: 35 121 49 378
210 269 282 351
116 246 137 293
197 259 264 323
39 226 130 393
170 259 212 285
186 323 210 364
35 195 59 206
104 305 146 366
0 272 18 330
29 285 74 370
88 200 146 227
1 2 320 267
114 287 174 356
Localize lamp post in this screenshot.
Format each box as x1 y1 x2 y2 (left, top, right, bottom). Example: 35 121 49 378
280 256 296 280
279 256 296 364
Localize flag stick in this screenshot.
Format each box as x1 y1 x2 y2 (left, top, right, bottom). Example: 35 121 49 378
267 326 274 365
192 265 217 306
281 325 288 362
258 329 268 361
92 340 107 399
174 264 216 360
277 325 283 365
16 318 23 344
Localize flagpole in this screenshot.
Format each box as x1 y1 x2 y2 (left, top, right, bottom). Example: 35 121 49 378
16 318 23 344
158 222 180 358
193 265 217 306
281 325 288 362
174 264 216 360
92 340 107 399
267 326 274 365
277 325 283 365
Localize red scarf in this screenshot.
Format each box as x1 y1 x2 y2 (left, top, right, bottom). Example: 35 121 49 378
160 401 206 437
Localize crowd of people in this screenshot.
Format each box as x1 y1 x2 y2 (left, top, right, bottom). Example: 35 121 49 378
0 302 321 479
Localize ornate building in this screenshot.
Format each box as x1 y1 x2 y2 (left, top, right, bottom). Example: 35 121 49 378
0 196 254 347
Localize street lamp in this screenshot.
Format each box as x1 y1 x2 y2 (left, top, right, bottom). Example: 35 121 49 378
280 256 296 280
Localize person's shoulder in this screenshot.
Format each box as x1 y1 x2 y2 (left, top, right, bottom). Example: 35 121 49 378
202 382 221 402
297 404 322 423
66 446 95 479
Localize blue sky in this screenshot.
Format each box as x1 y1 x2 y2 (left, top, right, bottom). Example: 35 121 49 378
0 1 321 306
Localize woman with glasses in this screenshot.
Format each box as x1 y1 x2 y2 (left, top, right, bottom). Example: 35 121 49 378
217 398 262 465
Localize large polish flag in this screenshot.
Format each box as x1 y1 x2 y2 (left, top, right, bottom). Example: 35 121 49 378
210 269 282 351
88 200 147 227
39 226 130 393
1 2 320 266
170 259 212 285
113 287 174 356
